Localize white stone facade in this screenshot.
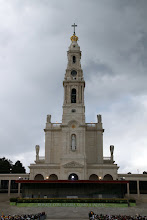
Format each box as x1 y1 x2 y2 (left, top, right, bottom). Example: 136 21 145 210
29 33 119 181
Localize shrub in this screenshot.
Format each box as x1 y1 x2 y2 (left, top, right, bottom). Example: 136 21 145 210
10 197 136 204
10 198 17 202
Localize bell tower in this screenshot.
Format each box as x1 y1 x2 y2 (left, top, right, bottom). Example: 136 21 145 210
62 24 85 125
29 24 119 182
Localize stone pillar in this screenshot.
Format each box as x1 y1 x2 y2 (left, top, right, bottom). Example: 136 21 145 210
82 85 84 104
68 86 70 103
127 182 130 197
64 85 66 104
8 180 11 197
76 86 79 104
18 183 21 197
137 180 140 198
97 115 103 164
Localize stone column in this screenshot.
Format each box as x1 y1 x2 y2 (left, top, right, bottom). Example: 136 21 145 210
82 85 84 104
127 182 130 197
137 180 140 198
18 183 21 197
8 180 11 197
68 86 70 103
76 86 79 103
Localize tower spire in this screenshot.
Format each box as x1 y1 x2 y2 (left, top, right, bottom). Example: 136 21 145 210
70 23 78 42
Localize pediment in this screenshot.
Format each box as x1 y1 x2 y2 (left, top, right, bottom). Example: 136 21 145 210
63 161 84 168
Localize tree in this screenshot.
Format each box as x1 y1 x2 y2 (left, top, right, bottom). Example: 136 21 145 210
11 160 26 173
0 157 13 173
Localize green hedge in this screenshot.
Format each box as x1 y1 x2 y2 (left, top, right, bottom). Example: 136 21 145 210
10 198 136 204
10 197 18 202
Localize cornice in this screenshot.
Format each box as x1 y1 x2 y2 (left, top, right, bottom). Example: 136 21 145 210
87 164 119 169
29 164 60 169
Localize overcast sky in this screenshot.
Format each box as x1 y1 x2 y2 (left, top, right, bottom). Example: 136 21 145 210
0 0 147 174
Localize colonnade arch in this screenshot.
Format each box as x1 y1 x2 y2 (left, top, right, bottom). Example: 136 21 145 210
34 174 44 180
49 174 58 180
89 174 99 180
68 173 78 180
103 174 113 180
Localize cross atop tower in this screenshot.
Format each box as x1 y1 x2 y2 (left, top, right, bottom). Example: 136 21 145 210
71 23 77 34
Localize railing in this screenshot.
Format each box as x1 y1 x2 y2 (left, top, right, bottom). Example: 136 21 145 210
86 123 96 127
39 156 45 160
52 123 61 128
103 157 113 164
103 157 111 160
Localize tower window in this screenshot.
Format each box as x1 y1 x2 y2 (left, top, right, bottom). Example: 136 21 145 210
73 56 76 63
71 88 76 103
71 109 76 113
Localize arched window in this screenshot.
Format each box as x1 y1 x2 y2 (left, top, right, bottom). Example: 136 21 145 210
73 56 76 63
71 134 76 151
71 88 76 103
68 173 78 180
34 174 44 180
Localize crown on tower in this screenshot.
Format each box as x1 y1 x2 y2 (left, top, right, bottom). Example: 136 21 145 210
70 33 78 42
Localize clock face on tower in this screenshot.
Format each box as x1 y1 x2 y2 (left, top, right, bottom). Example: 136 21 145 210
71 70 77 77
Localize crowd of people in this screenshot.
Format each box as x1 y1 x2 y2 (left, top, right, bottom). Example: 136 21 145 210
0 212 46 220
89 212 147 220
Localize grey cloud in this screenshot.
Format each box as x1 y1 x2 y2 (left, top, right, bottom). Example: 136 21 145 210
0 0 147 173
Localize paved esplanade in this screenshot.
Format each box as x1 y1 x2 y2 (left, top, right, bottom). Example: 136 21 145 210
1 200 147 219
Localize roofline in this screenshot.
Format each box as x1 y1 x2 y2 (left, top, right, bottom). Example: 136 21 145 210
16 180 129 184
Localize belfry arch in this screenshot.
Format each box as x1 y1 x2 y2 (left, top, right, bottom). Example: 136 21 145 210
71 88 76 103
73 56 76 63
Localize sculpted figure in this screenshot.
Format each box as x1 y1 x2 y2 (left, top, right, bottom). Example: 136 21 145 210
35 145 40 156
110 145 114 156
110 145 114 162
71 134 76 151
47 115 51 123
97 114 102 123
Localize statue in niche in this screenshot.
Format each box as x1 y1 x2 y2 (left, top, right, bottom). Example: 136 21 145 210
97 114 102 123
47 115 51 123
71 134 76 151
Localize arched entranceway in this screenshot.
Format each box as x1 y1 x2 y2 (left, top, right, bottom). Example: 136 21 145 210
49 174 58 180
89 174 99 180
103 174 113 180
34 174 44 180
68 173 78 180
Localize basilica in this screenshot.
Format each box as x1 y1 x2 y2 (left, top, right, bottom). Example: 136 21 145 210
29 26 118 181
0 25 146 201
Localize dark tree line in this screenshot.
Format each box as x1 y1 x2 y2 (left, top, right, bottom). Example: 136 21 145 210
0 157 26 173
